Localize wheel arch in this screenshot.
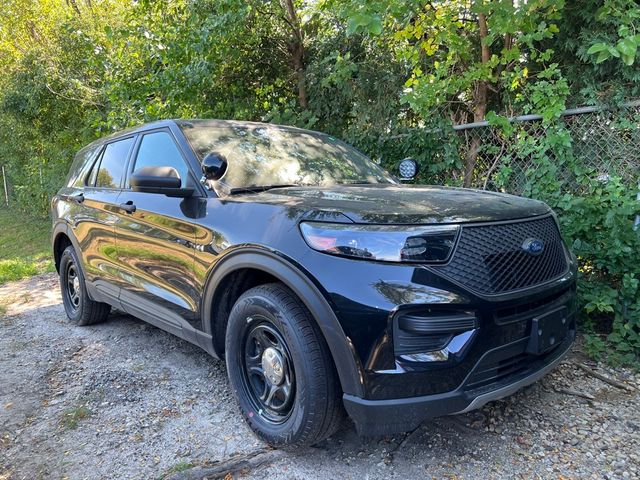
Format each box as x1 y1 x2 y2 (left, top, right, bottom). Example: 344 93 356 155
52 222 81 273
201 247 365 397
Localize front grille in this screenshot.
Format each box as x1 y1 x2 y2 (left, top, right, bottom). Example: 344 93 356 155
494 287 572 325
433 215 568 295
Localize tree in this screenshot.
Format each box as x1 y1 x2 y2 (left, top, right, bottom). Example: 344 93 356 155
552 0 640 104
332 0 567 184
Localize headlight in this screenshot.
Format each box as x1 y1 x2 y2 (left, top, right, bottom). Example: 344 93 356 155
299 222 459 263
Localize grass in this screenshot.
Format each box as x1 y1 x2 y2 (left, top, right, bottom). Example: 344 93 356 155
60 405 93 430
161 461 195 478
0 207 54 284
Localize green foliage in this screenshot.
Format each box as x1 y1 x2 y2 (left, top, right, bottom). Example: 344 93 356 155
583 333 607 361
164 461 196 476
0 0 639 364
331 0 566 124
0 258 54 284
60 405 93 430
487 113 640 366
0 208 54 284
554 176 640 366
356 122 463 186
585 1 640 66
552 0 640 103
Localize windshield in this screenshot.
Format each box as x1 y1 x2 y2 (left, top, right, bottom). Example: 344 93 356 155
178 122 396 188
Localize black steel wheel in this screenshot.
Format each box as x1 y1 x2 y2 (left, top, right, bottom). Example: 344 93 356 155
59 246 110 326
65 261 81 312
242 321 296 424
225 283 344 447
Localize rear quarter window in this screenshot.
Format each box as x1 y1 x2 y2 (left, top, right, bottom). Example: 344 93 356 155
66 145 100 188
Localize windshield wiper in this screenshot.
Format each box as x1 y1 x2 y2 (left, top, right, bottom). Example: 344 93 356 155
228 184 299 195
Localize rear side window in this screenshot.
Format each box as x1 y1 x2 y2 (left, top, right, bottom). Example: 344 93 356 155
131 131 190 187
94 137 135 188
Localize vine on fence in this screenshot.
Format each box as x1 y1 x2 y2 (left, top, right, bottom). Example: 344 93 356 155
478 110 640 366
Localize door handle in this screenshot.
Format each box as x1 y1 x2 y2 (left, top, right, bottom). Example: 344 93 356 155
68 193 84 204
119 201 136 214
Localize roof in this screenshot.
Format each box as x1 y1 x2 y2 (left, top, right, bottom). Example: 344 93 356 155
78 119 327 155
174 119 319 136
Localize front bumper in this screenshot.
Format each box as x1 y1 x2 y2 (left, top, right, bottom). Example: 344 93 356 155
343 328 574 436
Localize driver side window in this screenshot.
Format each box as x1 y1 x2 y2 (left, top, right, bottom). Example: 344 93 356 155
131 131 190 187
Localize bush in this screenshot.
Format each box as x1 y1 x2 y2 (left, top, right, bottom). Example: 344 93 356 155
555 176 640 365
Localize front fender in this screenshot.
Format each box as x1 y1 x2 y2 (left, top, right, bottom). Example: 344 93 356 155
200 246 366 397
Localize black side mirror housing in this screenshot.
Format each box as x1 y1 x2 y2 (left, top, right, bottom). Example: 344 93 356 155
202 152 227 181
130 166 194 197
398 158 418 181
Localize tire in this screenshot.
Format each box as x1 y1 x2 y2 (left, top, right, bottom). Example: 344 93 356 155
59 245 110 326
225 283 344 447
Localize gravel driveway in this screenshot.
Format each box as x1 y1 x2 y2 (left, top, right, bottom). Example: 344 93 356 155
1 273 638 480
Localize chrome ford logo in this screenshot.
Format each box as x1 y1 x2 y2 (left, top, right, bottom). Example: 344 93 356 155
522 238 545 256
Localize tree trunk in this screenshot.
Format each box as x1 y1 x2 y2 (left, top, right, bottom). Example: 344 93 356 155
66 0 82 15
281 0 308 109
464 12 490 187
292 44 308 109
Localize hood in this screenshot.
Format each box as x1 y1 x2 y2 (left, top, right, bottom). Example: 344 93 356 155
257 184 550 224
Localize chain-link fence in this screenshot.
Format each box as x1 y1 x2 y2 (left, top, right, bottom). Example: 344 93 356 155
454 101 640 195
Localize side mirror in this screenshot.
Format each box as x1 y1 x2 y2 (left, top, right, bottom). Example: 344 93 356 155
202 152 227 181
398 158 418 181
130 166 194 197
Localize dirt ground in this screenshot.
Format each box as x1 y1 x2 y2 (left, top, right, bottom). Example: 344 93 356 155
1 273 639 480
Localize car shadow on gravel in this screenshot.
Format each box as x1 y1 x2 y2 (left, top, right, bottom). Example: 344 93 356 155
1 274 639 480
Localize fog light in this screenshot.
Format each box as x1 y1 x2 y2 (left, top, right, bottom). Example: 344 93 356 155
394 311 477 362
398 158 418 180
398 330 476 363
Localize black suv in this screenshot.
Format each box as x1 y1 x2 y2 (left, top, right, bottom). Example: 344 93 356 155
52 120 576 446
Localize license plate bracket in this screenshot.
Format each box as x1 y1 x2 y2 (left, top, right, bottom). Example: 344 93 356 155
526 306 568 355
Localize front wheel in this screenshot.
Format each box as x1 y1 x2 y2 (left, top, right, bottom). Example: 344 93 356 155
225 283 344 447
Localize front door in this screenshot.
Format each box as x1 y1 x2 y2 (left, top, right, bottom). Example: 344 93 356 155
113 129 201 333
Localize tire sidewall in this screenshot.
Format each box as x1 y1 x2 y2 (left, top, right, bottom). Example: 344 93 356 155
226 292 314 446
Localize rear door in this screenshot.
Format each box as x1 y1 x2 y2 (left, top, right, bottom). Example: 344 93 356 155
71 136 136 306
113 128 203 334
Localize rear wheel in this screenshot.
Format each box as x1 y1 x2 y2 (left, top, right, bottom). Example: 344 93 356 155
59 246 110 326
225 283 344 447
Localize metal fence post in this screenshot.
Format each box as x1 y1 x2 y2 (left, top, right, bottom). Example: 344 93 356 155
1 165 8 207
634 180 639 231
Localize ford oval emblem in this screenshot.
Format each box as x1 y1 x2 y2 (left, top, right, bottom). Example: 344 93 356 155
522 238 545 256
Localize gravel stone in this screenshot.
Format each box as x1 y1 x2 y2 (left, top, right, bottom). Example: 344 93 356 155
1 273 639 479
